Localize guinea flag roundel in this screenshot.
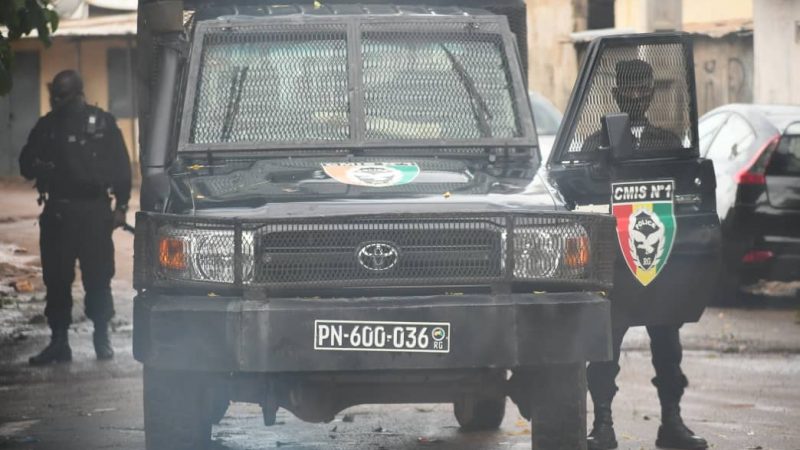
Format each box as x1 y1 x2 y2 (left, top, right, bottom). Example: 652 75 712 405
322 162 420 188
611 180 677 286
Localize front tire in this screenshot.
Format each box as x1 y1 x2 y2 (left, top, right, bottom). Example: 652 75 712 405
453 395 506 431
143 367 214 450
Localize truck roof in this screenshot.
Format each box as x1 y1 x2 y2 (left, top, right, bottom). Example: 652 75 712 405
163 0 524 9
192 3 496 20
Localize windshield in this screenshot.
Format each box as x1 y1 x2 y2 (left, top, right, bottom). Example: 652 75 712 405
187 23 523 147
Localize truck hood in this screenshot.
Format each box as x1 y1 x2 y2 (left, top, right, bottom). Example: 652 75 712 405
168 156 561 218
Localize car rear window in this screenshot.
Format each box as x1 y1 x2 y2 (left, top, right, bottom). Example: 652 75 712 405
766 135 800 176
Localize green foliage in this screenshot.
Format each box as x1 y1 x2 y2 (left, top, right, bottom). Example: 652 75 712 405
0 0 59 95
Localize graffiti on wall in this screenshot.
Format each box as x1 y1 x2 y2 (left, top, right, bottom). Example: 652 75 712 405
695 36 753 115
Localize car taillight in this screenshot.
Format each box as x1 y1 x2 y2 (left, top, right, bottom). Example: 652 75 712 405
736 172 765 185
734 135 780 185
741 250 773 264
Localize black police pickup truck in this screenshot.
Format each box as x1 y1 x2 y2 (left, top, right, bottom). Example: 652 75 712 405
133 1 721 448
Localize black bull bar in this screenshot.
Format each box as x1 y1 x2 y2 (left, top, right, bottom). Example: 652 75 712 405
133 292 612 371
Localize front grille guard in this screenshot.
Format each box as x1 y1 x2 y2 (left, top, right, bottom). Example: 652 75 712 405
134 211 616 293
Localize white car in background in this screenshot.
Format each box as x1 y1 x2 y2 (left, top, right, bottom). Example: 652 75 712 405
529 91 563 162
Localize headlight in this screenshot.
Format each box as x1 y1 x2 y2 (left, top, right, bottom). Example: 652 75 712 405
510 224 590 279
158 227 254 284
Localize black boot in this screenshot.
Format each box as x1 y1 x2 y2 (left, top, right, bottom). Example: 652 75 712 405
656 403 708 449
93 321 114 360
587 403 618 450
29 327 72 365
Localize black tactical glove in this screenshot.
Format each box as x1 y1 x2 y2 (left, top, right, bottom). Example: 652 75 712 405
113 206 127 229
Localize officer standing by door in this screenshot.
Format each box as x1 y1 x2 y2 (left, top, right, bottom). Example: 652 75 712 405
585 60 708 450
19 70 131 365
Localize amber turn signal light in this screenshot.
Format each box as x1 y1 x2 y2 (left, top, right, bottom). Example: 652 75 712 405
159 237 187 270
564 235 590 268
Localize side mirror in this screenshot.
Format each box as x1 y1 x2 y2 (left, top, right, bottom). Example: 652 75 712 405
601 113 634 162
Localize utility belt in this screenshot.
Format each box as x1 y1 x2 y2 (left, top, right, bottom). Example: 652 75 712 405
42 192 111 209
43 186 110 201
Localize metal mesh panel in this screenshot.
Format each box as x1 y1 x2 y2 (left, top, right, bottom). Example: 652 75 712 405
156 223 255 284
135 212 615 291
514 216 616 284
190 26 349 144
361 23 519 140
567 42 693 154
253 218 505 286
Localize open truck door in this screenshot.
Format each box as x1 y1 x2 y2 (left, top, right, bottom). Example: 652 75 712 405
547 33 722 326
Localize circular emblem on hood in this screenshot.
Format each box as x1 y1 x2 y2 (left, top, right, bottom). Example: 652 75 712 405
357 242 399 271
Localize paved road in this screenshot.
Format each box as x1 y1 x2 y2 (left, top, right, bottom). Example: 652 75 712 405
1 183 799 450
1 333 799 450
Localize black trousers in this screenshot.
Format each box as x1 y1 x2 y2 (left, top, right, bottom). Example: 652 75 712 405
587 324 688 407
39 198 115 329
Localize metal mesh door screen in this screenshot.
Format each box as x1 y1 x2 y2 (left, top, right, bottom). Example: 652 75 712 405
566 42 694 155
362 30 519 140
190 28 350 144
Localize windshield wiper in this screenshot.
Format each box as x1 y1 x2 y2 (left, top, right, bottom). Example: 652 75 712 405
440 45 493 138
220 66 249 142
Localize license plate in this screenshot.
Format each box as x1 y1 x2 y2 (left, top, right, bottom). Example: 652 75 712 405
314 320 450 353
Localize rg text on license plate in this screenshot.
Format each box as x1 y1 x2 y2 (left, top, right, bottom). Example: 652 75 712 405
314 320 450 353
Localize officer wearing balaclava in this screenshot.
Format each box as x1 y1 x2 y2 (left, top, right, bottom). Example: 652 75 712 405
582 59 683 153
19 70 131 365
584 60 707 450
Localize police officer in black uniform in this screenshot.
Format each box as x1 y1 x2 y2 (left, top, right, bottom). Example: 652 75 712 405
19 70 131 365
585 60 708 450
582 59 682 153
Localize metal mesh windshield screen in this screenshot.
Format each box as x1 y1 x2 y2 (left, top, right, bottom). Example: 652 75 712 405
361 24 520 140
185 18 527 147
189 26 350 144
565 40 694 155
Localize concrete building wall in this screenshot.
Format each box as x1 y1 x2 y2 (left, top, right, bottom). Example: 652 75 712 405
8 37 139 168
616 0 751 31
693 34 754 115
754 0 800 105
526 0 587 110
528 0 756 115
683 0 752 26
615 0 681 32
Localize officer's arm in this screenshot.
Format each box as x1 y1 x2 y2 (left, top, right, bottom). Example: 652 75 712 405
107 116 132 209
18 118 50 180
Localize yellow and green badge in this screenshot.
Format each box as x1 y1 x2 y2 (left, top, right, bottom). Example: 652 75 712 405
611 180 677 286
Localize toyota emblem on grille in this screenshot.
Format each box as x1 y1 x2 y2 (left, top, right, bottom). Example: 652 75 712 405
357 242 399 271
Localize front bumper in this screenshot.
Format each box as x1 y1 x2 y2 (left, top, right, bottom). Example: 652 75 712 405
133 292 611 372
